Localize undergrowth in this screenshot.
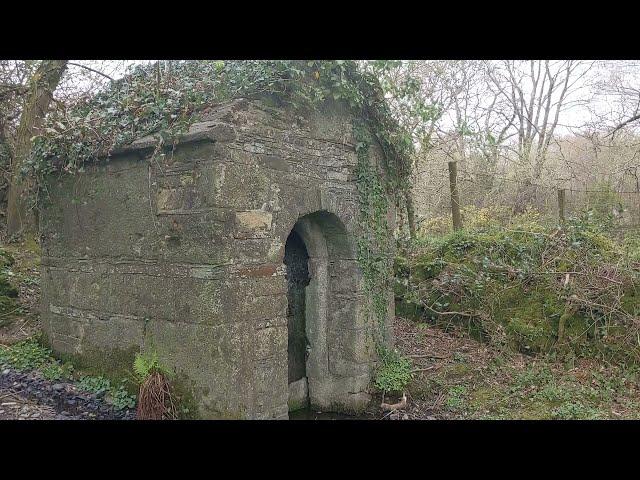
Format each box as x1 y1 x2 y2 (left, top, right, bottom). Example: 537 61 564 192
396 204 640 366
0 337 136 410
0 249 20 326
374 347 413 394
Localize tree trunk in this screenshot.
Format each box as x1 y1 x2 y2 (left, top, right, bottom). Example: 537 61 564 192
405 190 416 239
6 60 67 237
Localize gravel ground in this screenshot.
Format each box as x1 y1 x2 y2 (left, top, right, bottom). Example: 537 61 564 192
0 366 135 420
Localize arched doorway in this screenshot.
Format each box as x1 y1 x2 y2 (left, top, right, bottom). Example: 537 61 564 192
283 210 373 415
284 229 311 412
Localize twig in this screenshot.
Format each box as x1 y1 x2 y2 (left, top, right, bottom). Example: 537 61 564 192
68 62 114 81
381 393 407 412
408 354 447 359
423 303 476 318
411 366 436 373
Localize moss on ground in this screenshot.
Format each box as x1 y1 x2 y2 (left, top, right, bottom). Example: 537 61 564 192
395 205 640 419
395 209 640 365
405 336 640 420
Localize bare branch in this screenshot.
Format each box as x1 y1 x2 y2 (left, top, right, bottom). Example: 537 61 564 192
67 62 114 81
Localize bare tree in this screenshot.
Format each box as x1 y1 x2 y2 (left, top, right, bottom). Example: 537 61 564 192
594 61 640 137
484 60 594 211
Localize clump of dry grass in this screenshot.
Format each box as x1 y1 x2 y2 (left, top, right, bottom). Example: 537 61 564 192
134 351 176 420
136 370 176 420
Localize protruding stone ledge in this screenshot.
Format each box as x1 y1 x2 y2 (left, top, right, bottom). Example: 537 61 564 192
106 121 237 159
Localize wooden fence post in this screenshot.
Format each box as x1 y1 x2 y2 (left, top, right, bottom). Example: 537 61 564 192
448 161 463 231
557 188 566 225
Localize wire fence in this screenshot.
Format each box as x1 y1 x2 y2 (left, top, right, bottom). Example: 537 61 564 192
412 161 640 234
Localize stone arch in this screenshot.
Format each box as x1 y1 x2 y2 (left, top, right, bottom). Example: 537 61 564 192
283 210 372 415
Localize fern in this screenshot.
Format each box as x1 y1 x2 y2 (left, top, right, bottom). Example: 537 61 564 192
133 350 171 383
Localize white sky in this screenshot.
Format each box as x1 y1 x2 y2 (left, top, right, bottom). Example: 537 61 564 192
65 60 640 137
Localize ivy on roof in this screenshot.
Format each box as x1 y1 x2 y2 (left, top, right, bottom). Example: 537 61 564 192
28 60 413 192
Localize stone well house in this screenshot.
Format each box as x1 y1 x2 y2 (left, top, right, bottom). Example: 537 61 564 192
39 97 395 419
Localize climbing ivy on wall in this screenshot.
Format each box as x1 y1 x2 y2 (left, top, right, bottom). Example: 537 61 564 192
353 120 393 345
30 59 412 366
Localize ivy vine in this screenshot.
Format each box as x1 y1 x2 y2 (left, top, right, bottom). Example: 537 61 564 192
31 59 414 362
353 120 393 345
30 60 413 195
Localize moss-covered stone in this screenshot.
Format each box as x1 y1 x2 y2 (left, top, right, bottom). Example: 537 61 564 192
397 214 640 364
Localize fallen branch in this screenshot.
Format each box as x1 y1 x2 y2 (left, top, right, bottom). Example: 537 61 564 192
423 303 476 318
381 393 407 411
411 366 436 373
408 354 446 359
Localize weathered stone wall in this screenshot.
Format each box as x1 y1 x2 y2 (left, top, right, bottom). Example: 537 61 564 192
39 97 394 419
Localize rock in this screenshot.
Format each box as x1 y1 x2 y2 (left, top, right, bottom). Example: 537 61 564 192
1 369 9 375
0 365 138 421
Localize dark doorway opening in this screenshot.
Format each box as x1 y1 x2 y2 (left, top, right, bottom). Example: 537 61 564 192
284 229 310 411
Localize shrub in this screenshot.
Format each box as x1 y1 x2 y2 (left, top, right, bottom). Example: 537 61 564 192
396 207 640 364
374 347 413 394
585 183 627 229
0 249 19 322
77 375 111 395
446 385 468 410
76 375 136 411
110 384 137 411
